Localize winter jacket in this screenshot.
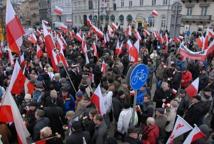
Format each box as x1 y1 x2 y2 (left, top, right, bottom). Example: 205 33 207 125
65 130 91 144
33 117 50 141
142 124 160 144
92 121 108 144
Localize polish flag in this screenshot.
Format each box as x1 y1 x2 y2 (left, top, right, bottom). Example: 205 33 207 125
143 29 150 36
8 61 26 95
74 32 83 42
183 125 205 144
28 33 37 44
59 24 68 33
8 48 14 65
163 33 169 46
56 48 69 67
108 25 113 35
19 53 26 67
166 115 193 144
101 60 107 74
185 78 199 97
54 6 63 16
115 40 123 56
134 29 142 40
92 42 98 58
24 78 35 95
111 22 118 30
36 45 43 58
81 39 89 64
152 9 159 16
173 37 181 43
42 21 58 72
92 25 104 38
86 18 92 27
127 40 139 63
0 90 30 144
127 25 132 36
56 35 65 51
91 84 107 115
196 36 204 49
6 0 25 55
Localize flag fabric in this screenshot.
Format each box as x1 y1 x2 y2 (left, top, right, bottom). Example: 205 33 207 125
134 29 142 40
183 125 205 144
127 40 139 63
92 42 98 58
56 48 69 67
8 61 26 95
101 60 107 74
115 40 123 56
8 48 14 65
91 85 107 115
185 77 199 97
196 37 204 49
74 32 83 42
28 33 37 44
36 45 43 58
152 9 159 16
86 18 92 27
6 0 25 55
111 22 118 31
143 29 150 36
92 25 104 38
19 53 26 67
166 115 193 144
0 42 3 59
54 6 63 16
58 23 68 33
42 21 58 72
24 78 35 95
108 25 113 35
81 39 89 64
0 90 30 144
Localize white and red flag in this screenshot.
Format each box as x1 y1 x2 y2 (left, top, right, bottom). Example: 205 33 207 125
111 22 118 31
36 45 43 58
8 48 14 65
6 0 25 55
134 29 142 40
183 125 205 144
92 42 98 58
196 36 204 49
0 90 30 144
91 84 107 115
8 61 26 95
143 29 150 37
115 40 123 56
19 53 26 67
101 60 107 74
74 32 83 42
28 33 37 44
152 9 159 16
56 48 69 67
92 25 104 38
24 78 35 95
185 77 199 97
166 115 193 144
127 39 139 63
42 21 58 72
86 18 92 27
54 6 63 16
81 38 89 64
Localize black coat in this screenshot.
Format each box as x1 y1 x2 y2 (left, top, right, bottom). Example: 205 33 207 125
112 97 123 122
153 88 172 108
65 130 91 144
92 122 108 144
33 117 50 141
44 106 64 138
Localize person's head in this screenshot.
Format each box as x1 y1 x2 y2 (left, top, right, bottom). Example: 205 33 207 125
61 87 69 97
144 95 151 103
28 101 37 111
71 121 82 132
161 82 169 91
65 111 75 121
179 89 186 98
93 114 104 126
146 117 156 126
170 100 178 109
89 109 98 120
155 108 165 116
24 94 32 103
50 90 58 99
128 128 140 139
192 95 201 104
35 109 45 120
40 127 52 139
54 73 60 81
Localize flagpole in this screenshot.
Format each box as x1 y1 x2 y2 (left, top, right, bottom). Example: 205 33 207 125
131 90 137 127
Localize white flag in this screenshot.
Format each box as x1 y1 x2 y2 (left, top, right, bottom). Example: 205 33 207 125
183 125 205 144
166 115 193 144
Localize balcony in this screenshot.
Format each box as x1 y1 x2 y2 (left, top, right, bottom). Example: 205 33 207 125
181 15 211 22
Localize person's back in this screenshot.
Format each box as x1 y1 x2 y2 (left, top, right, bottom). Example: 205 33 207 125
65 130 90 144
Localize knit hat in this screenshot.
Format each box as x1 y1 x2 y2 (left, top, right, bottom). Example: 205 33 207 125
156 108 165 114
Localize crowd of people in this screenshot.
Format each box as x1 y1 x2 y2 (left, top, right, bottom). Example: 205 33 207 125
0 22 214 144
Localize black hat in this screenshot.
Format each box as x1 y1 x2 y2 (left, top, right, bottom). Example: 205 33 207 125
72 121 82 131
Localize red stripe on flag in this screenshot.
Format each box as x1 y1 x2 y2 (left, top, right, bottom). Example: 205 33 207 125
192 132 205 143
0 105 13 122
91 94 101 114
11 69 26 95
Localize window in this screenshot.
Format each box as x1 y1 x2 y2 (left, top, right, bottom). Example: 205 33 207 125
187 7 192 16
148 16 155 27
152 0 156 6
129 1 132 7
121 0 124 7
161 16 166 28
89 0 93 10
201 7 208 16
140 0 143 6
163 0 167 5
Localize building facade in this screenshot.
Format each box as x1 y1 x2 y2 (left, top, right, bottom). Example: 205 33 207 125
51 0 73 26
72 0 183 36
180 0 214 33
39 0 51 23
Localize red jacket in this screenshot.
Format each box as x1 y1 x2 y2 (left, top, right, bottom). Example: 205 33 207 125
181 70 192 88
142 124 160 144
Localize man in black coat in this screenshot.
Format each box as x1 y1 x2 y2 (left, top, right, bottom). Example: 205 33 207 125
33 109 50 141
65 121 91 144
